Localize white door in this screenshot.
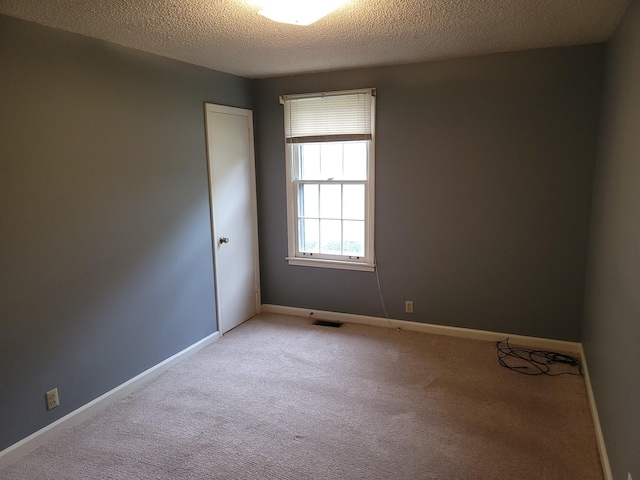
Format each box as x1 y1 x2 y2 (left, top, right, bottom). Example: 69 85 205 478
205 104 260 334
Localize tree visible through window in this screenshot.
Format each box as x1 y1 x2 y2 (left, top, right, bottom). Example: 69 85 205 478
282 89 376 271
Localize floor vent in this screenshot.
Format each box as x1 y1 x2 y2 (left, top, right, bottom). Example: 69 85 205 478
313 320 343 328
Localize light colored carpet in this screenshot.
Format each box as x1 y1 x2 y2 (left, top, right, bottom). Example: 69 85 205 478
1 313 603 479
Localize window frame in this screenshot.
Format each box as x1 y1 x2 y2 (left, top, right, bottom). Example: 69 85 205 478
282 88 376 272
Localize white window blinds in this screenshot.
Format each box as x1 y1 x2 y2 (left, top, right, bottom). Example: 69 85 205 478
283 89 375 144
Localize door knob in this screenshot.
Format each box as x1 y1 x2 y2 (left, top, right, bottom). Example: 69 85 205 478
219 237 230 244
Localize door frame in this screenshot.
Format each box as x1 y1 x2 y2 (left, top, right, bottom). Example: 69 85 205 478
204 103 261 335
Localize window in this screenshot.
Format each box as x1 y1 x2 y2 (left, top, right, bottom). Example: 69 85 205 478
282 89 376 271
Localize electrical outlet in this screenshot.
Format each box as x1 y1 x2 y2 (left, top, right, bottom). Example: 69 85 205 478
46 388 59 410
405 300 414 313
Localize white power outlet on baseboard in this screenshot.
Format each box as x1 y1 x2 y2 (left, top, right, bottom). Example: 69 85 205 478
405 300 414 313
46 388 59 410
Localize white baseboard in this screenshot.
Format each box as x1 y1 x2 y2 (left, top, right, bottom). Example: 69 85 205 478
262 304 613 478
0 331 220 469
580 346 613 480
261 304 582 353
3 310 612 480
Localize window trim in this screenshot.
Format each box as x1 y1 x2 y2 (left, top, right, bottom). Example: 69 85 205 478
283 88 376 271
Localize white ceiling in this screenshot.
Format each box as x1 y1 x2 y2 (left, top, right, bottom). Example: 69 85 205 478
0 0 631 78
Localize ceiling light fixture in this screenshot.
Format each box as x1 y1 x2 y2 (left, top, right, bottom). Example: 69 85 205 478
254 0 346 26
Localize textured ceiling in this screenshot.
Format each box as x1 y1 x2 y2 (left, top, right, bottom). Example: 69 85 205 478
0 0 631 78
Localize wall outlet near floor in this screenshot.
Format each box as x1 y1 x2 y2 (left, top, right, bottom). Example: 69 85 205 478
405 300 414 313
46 388 59 410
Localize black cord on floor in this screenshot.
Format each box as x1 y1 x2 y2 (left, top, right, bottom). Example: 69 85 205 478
496 338 583 377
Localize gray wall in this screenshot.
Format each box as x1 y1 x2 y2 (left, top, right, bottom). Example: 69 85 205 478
254 45 604 341
0 15 251 450
582 0 640 478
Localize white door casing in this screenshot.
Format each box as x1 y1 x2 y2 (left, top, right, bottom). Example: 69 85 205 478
205 104 260 334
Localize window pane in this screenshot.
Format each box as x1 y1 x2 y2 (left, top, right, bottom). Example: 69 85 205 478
320 184 341 219
343 142 367 180
343 221 365 256
343 184 365 220
320 143 343 180
320 219 342 255
300 144 320 180
284 91 375 266
300 183 319 218
299 218 319 253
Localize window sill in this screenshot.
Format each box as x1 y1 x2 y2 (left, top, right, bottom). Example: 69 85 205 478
286 257 375 272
